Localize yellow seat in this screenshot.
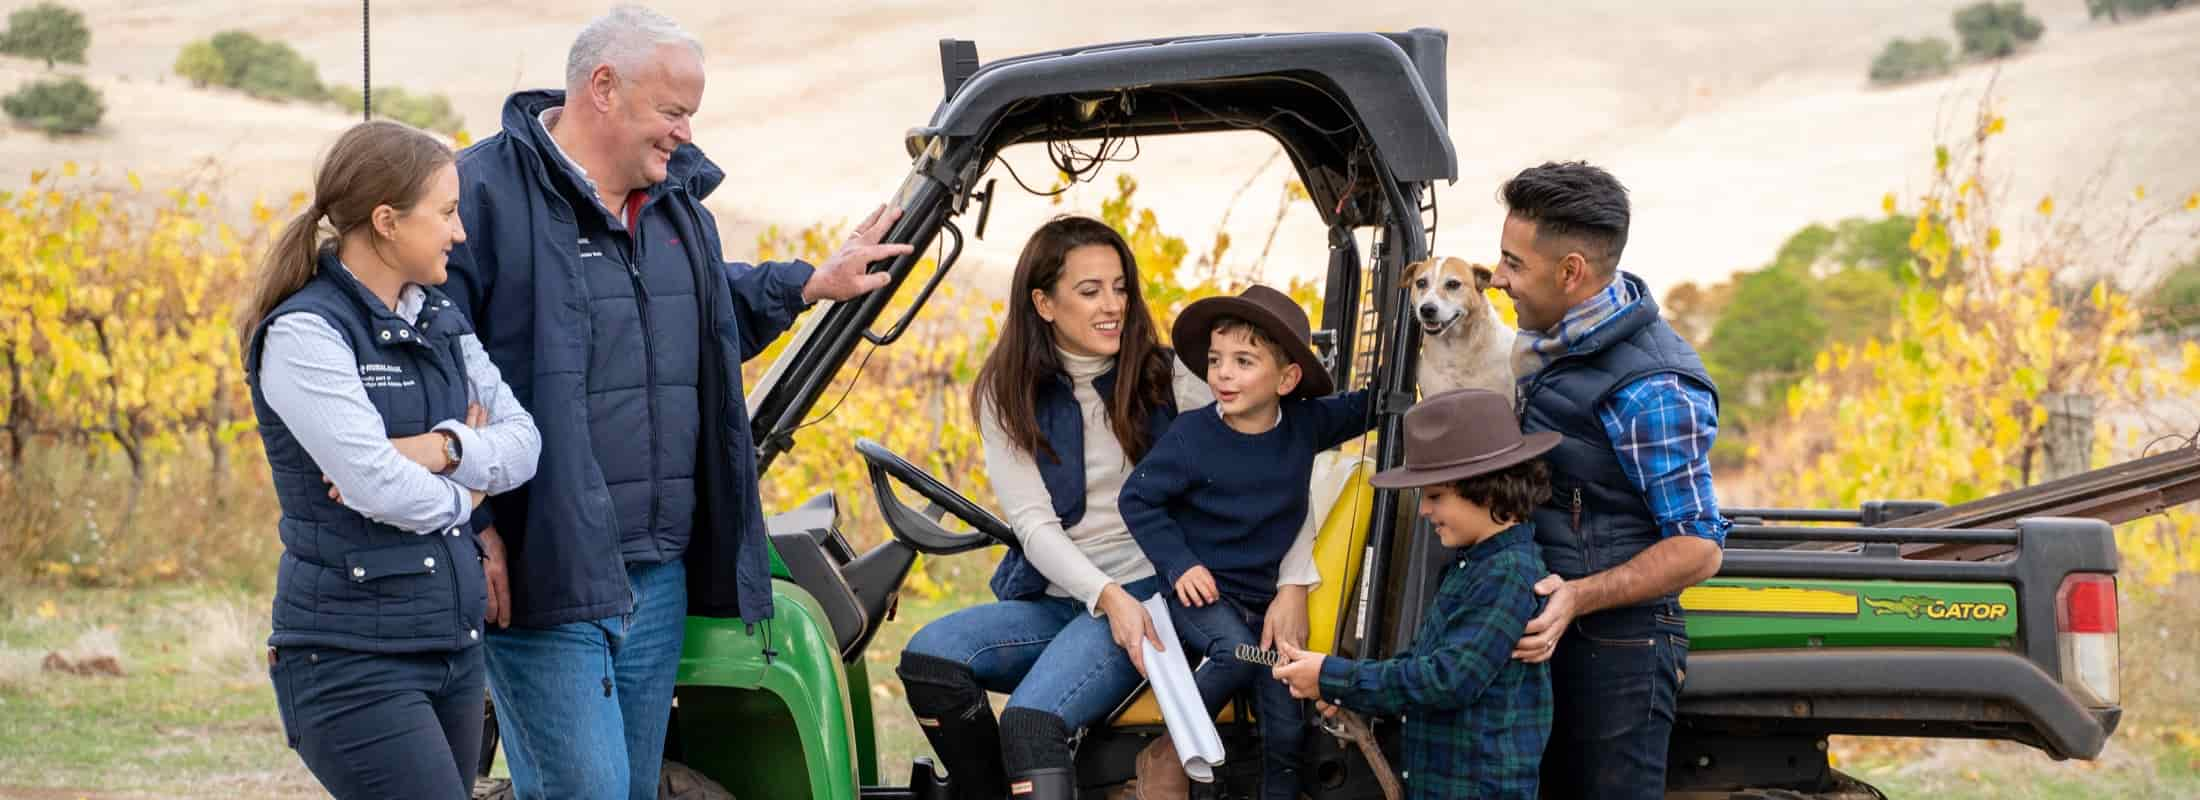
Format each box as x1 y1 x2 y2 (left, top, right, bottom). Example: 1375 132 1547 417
1108 448 1377 727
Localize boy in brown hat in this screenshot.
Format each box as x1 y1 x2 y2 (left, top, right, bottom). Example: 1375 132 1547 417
1120 284 1375 799
1272 388 1558 799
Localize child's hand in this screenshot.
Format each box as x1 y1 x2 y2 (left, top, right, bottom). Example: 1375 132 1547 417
1261 584 1310 650
1174 565 1220 607
1271 639 1325 700
1314 700 1340 719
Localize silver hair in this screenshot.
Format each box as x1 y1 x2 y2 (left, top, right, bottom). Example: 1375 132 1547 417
565 5 702 91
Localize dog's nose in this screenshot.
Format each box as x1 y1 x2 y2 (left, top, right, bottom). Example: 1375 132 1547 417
1418 303 1439 321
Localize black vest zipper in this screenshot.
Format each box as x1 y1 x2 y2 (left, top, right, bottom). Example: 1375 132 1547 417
1573 487 1595 571
623 220 664 560
409 323 468 644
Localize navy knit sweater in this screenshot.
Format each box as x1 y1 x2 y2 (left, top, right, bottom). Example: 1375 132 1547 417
1121 389 1374 602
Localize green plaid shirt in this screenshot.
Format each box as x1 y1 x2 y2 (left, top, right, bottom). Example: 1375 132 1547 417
1318 523 1553 799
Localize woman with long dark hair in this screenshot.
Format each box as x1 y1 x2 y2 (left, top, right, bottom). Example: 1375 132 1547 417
239 120 538 799
897 215 1316 799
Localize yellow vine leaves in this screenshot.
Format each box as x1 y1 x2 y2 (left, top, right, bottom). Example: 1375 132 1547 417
1748 105 2200 586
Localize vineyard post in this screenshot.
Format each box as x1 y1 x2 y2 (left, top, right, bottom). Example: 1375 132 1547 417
2042 391 2095 482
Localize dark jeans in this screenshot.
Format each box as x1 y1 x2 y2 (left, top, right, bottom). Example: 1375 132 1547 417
1538 601 1688 800
270 644 486 800
1166 593 1306 800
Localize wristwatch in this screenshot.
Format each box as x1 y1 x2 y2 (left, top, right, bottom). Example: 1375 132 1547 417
435 429 463 475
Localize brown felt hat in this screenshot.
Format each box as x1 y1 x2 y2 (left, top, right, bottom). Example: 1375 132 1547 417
1171 284 1334 398
1370 388 1562 489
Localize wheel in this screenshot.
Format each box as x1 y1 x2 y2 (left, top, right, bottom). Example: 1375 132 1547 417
469 762 732 799
658 760 736 800
479 690 501 778
1690 770 1887 800
471 777 511 800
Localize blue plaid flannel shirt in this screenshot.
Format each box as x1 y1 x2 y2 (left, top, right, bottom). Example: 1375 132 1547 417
1519 276 1729 545
1316 523 1553 799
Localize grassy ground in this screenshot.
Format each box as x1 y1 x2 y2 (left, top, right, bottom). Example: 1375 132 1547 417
0 577 962 800
859 586 985 781
0 582 318 799
1839 736 2200 798
6 579 2199 799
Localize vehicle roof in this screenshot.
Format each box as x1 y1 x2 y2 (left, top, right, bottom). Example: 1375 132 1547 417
917 29 1457 226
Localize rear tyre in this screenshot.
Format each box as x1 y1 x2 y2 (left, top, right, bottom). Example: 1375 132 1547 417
659 760 737 800
470 761 733 800
478 691 501 778
1700 770 1887 800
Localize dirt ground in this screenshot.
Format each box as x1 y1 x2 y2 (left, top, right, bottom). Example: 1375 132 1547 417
2 0 2195 292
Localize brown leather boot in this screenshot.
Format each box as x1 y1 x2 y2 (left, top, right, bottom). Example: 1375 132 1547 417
1134 736 1190 800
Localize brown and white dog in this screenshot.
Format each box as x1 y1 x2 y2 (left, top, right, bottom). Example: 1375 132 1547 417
1405 256 1516 406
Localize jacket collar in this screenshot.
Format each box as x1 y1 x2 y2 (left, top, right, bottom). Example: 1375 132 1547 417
1462 521 1537 563
497 89 727 203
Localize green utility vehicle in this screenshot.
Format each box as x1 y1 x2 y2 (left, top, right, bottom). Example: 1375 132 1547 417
478 27 2200 799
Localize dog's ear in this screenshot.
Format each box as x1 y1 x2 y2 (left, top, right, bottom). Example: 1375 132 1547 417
1402 258 1432 286
1471 263 1494 292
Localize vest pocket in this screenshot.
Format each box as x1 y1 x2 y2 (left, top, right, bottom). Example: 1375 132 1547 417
344 542 445 638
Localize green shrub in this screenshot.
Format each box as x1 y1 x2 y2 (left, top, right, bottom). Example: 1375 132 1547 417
172 40 224 88
1869 37 1955 85
2088 0 2192 22
327 84 464 135
0 2 89 69
3 75 102 134
178 30 323 102
1952 2 2045 59
2149 255 2200 331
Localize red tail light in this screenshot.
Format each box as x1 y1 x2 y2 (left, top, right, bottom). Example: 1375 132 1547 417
2055 573 2119 707
2057 573 2118 634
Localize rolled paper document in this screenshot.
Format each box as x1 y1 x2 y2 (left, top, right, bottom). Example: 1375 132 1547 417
1139 594 1228 782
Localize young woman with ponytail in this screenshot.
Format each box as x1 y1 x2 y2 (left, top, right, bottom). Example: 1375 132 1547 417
240 120 539 799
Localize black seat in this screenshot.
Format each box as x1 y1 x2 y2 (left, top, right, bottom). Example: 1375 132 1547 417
769 531 867 658
765 492 867 659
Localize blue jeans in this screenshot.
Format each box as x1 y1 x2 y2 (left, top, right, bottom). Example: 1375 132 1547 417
1166 593 1306 800
271 644 485 800
484 558 687 800
1538 601 1688 800
904 576 1163 731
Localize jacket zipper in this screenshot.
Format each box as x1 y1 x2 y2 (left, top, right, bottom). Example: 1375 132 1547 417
625 218 665 563
409 326 469 644
1572 488 1593 571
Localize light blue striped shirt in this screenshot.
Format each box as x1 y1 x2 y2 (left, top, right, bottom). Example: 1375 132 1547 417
258 265 539 534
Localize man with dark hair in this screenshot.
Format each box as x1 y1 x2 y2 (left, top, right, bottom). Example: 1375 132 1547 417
1489 161 1728 798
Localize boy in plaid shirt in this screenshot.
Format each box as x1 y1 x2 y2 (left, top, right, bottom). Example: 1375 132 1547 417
1273 388 1556 799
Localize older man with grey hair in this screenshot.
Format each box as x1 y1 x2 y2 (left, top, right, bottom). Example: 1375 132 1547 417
439 5 908 797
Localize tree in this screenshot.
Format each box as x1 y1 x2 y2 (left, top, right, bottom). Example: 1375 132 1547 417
327 84 466 136
172 40 225 88
1703 265 1825 405
0 2 90 69
1746 99 2200 585
1952 2 2045 60
1663 280 1734 344
1868 37 1954 85
2088 0 2192 21
3 76 102 134
1831 215 1922 283
200 30 323 101
2148 254 2200 332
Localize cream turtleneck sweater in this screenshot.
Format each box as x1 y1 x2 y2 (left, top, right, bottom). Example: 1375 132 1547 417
979 348 1321 612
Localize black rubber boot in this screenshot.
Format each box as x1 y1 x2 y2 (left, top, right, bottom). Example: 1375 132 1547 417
1000 707 1075 772
1005 767 1076 800
898 653 1008 800
1000 708 1078 799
